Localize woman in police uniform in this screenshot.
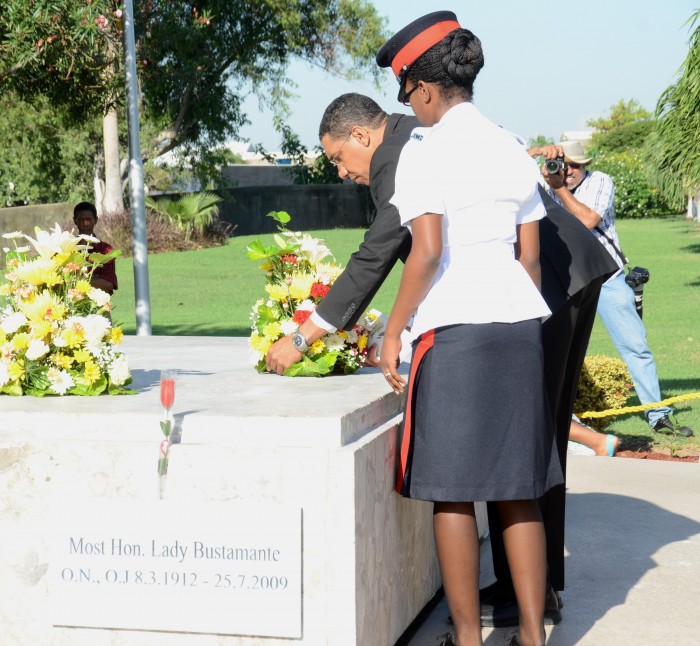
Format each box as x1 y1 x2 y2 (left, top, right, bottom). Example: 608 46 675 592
377 12 560 646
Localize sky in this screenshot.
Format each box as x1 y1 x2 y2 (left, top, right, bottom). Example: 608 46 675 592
236 0 698 152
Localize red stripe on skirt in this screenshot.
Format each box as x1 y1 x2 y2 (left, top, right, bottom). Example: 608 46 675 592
396 328 435 495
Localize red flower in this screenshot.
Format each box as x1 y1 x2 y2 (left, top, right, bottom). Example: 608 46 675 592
281 254 298 264
310 282 330 299
293 309 312 325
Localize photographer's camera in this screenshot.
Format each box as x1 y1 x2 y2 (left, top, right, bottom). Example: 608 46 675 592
625 266 650 319
544 157 567 174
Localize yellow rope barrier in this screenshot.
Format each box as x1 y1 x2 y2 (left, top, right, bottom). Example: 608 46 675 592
576 392 700 419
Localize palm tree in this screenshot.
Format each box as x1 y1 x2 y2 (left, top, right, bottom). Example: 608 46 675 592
146 192 223 241
645 9 700 220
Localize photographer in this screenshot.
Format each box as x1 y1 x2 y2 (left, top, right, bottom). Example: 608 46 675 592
528 141 693 437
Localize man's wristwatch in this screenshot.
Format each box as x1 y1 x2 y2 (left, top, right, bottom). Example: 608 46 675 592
291 330 309 354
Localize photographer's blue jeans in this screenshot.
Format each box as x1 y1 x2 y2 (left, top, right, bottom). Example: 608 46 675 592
597 273 672 426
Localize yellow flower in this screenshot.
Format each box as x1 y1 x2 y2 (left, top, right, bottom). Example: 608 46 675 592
357 334 368 352
62 328 83 348
288 272 314 301
31 320 52 339
250 333 273 356
0 284 10 296
262 321 283 338
73 349 91 364
259 260 275 271
83 360 101 384
51 353 73 369
309 339 325 356
75 279 92 294
109 327 123 344
12 333 31 350
265 283 289 302
14 257 62 287
8 360 25 381
19 290 67 323
338 331 348 340
0 330 5 345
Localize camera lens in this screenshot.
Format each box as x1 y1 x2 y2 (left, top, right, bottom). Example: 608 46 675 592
545 159 563 174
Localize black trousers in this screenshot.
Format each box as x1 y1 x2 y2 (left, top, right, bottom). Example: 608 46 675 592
486 278 605 592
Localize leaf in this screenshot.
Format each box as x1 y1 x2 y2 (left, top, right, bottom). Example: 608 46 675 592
160 419 172 438
283 352 337 377
268 210 291 225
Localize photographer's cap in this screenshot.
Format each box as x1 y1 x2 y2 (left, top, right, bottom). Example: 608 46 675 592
376 11 461 94
559 140 593 165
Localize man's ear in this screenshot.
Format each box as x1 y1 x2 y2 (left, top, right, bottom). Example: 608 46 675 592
353 126 372 148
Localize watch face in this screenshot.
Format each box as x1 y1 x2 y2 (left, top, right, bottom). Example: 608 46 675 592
292 332 305 351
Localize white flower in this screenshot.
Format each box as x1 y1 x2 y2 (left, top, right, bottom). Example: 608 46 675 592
345 329 359 344
25 339 50 360
107 354 130 386
297 234 332 265
1 311 28 334
88 287 111 308
1 231 23 240
295 299 315 312
8 182 14 191
323 332 345 352
47 367 74 395
22 223 82 259
0 362 9 387
281 319 298 335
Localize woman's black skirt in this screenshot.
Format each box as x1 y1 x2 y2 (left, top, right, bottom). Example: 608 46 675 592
396 320 563 502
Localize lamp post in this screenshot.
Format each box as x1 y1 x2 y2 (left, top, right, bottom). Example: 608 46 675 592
122 0 152 335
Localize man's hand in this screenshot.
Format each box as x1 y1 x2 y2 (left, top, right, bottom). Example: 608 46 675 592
527 144 567 189
265 335 302 375
363 344 381 368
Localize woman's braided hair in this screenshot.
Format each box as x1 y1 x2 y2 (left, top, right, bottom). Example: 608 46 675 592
407 29 484 100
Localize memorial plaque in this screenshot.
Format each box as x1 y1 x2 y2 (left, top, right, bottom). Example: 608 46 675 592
49 499 302 637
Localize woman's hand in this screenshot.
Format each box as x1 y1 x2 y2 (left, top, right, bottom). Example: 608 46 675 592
379 334 406 394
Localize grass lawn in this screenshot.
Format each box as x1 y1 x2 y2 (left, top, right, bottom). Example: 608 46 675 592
111 216 700 455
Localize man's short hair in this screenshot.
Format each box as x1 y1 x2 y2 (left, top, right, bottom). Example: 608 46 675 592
318 93 388 141
73 201 98 220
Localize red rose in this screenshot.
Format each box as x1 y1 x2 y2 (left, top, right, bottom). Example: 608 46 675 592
293 309 312 325
310 282 330 299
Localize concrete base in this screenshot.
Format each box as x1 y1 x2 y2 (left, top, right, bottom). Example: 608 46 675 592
0 336 488 645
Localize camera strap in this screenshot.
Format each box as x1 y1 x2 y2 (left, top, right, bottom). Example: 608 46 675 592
594 225 628 268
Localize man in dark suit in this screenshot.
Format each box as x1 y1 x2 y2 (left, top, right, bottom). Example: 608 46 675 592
265 92 618 625
265 93 414 366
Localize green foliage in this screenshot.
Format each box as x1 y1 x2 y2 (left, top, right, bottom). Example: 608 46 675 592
645 9 700 208
527 134 554 149
0 90 97 206
590 150 673 218
574 356 633 431
145 192 223 241
1 0 386 199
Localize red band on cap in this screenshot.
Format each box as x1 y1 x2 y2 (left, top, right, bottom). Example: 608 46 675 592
390 20 461 78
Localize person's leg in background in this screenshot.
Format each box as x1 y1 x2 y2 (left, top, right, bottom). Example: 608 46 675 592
595 273 692 436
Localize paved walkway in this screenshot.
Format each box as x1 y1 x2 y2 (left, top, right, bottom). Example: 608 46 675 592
404 454 700 645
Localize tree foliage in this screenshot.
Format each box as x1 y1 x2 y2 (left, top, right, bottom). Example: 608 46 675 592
586 99 653 155
0 0 387 203
645 9 700 208
0 89 98 206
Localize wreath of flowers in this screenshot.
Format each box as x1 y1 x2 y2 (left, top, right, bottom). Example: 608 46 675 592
247 211 380 377
0 224 132 396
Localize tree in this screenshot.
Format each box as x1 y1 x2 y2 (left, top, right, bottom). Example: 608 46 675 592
1 1 386 209
583 99 672 218
645 9 700 213
586 99 653 155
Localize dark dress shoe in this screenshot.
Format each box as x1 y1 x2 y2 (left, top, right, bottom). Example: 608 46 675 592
480 585 563 627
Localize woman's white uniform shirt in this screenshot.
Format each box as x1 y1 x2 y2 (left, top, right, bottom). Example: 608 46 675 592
390 102 551 339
